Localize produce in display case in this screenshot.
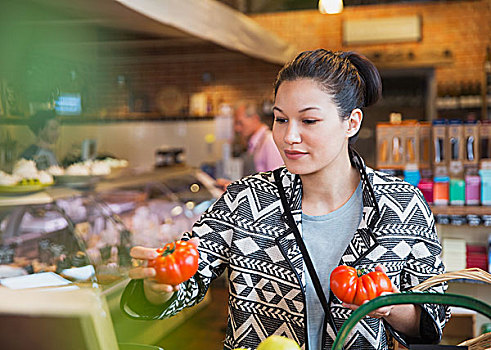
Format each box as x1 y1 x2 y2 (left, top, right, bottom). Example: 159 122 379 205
0 168 217 290
0 198 130 286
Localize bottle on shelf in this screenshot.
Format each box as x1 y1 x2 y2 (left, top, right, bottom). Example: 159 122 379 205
465 166 481 205
448 82 460 110
436 84 447 110
485 46 491 120
459 81 470 109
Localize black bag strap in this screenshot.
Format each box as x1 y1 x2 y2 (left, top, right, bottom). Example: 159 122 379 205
273 169 330 315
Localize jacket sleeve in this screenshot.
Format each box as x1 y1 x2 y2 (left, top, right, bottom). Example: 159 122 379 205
120 187 236 320
385 194 451 347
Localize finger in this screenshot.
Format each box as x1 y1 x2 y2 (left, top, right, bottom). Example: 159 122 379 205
368 306 392 318
342 303 359 311
130 246 159 260
189 237 200 248
375 264 387 273
148 282 181 293
128 267 156 280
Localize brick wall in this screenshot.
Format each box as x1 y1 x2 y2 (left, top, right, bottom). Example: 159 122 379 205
252 0 490 86
97 0 490 114
94 45 282 115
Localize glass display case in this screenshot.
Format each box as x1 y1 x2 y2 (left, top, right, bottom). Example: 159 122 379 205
0 166 217 286
0 166 218 344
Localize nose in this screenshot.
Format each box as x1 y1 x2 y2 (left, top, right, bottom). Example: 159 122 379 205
284 122 301 145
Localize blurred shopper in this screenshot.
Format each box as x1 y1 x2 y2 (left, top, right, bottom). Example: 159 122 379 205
122 49 449 350
20 110 59 170
233 101 283 175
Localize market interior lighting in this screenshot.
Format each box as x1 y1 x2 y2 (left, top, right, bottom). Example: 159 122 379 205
319 0 343 14
170 206 183 217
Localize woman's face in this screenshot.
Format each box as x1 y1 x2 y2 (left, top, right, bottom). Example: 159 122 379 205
272 78 351 176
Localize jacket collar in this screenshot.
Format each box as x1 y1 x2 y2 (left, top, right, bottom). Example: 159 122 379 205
275 149 380 230
275 150 381 282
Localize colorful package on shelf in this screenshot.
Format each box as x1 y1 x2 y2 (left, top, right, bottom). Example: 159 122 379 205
449 178 465 206
464 168 481 205
466 244 488 271
442 238 466 272
403 165 420 187
433 176 450 206
479 168 491 205
418 178 434 205
489 234 491 273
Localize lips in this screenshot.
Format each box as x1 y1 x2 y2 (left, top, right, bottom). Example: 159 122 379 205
285 150 307 155
284 150 308 160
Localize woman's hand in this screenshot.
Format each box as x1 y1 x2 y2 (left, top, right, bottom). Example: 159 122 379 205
128 238 200 305
215 178 232 192
341 265 398 319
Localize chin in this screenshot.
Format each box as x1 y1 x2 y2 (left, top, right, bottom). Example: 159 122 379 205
284 164 314 175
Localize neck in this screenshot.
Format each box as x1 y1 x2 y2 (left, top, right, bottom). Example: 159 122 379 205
300 149 360 215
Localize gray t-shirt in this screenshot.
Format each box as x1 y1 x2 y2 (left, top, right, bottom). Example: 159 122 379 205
302 181 363 350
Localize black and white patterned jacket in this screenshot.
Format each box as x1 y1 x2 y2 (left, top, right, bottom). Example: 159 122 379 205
121 154 450 350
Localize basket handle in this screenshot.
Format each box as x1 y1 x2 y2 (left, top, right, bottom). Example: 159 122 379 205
331 292 491 350
411 268 491 292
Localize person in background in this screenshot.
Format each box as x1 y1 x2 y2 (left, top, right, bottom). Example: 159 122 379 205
233 101 283 175
122 49 449 350
20 110 59 170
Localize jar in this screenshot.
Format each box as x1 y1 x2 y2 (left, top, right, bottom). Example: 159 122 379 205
418 178 434 205
433 176 449 206
465 173 481 205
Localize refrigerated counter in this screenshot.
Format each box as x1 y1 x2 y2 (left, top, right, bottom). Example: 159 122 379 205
0 165 219 345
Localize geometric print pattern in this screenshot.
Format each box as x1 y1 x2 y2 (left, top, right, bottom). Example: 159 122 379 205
121 153 449 350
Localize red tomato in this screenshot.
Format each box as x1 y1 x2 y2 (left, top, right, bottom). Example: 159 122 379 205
366 271 392 296
147 240 199 285
330 265 393 306
330 265 358 304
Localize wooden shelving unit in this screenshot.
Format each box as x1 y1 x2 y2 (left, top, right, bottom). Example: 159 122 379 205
430 205 491 216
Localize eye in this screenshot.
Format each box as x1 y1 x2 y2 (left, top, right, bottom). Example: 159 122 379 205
274 116 288 124
302 119 318 125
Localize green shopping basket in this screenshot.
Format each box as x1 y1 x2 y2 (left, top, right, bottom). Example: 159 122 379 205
332 268 491 350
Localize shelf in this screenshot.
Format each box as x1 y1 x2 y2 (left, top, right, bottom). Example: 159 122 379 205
0 191 54 207
430 205 491 216
0 165 196 207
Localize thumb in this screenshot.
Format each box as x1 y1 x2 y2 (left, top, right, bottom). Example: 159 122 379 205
375 264 387 273
189 237 200 248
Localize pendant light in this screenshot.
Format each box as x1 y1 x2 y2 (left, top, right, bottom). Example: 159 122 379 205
318 0 343 14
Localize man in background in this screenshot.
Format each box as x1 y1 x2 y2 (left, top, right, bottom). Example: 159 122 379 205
233 101 283 175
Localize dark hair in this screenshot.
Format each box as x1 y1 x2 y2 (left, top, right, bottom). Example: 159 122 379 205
273 49 382 143
27 110 56 135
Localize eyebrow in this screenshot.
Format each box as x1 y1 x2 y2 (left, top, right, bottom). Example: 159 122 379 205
273 106 321 113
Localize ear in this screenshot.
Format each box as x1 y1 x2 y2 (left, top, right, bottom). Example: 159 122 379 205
346 108 363 138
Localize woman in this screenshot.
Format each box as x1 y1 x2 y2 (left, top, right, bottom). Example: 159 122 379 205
20 110 59 170
122 49 449 350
